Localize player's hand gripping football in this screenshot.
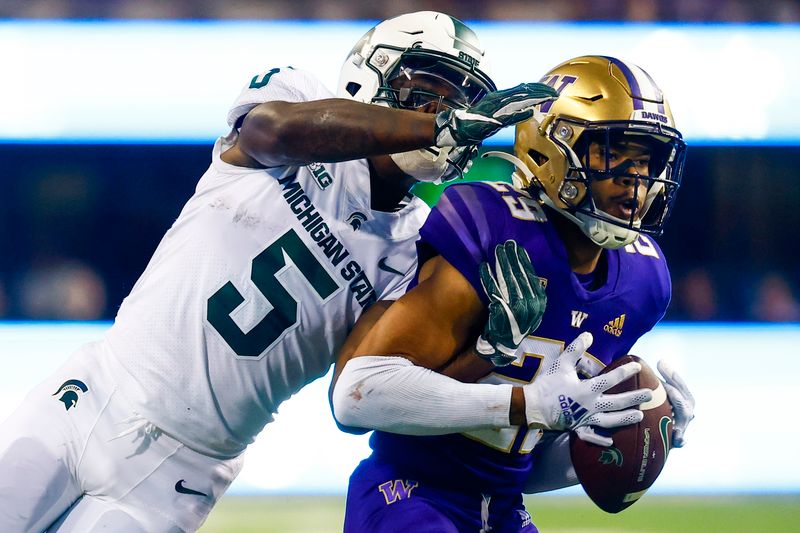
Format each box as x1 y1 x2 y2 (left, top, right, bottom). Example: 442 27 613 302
475 240 547 366
523 332 653 447
657 360 695 447
434 83 558 147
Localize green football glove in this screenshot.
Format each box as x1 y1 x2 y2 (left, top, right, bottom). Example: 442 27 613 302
475 240 547 366
434 83 558 147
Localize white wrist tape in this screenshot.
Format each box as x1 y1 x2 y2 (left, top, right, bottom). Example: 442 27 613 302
332 356 514 436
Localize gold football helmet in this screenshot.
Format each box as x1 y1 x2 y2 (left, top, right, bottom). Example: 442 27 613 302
511 55 686 248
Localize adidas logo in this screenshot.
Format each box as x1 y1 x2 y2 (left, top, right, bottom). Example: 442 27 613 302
604 314 626 337
558 394 587 424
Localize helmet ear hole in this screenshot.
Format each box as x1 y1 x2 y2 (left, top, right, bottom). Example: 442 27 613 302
527 149 549 167
345 82 361 97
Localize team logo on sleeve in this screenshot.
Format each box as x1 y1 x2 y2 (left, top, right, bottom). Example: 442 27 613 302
378 479 419 505
346 211 368 231
52 379 89 411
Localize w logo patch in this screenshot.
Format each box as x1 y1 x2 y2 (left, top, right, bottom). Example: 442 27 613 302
570 310 589 328
378 479 418 505
52 379 88 411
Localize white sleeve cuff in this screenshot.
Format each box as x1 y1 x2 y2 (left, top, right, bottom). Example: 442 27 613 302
332 355 513 436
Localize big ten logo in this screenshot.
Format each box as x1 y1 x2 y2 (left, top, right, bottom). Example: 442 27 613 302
539 74 579 113
307 162 333 190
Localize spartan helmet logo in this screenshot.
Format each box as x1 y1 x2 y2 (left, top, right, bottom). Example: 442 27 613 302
347 211 368 231
52 379 89 411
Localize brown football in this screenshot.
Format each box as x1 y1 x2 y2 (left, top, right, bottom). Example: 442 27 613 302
569 354 674 513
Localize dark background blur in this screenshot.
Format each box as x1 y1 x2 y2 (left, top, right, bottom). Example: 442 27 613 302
1 0 799 322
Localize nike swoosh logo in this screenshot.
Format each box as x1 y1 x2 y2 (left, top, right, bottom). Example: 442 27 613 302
175 479 208 497
659 415 673 457
377 257 404 276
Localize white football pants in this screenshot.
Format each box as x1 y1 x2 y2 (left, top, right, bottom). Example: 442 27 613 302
0 341 244 532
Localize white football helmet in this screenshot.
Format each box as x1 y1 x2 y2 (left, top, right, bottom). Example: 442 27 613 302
337 11 496 182
509 55 687 248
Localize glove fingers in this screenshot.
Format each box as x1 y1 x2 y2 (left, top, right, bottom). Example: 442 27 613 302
597 387 653 412
576 353 601 378
657 359 679 387
503 240 529 301
560 332 593 367
591 361 641 392
479 262 501 301
575 426 612 447
515 241 536 282
670 370 693 401
506 108 534 124
521 82 559 99
584 408 644 429
493 244 512 300
657 359 692 398
672 427 686 448
494 101 536 120
662 381 695 424
511 242 537 300
519 245 546 331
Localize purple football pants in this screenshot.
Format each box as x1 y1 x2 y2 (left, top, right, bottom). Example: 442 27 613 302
344 455 538 533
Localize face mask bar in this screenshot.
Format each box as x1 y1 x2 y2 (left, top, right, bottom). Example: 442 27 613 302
551 119 687 237
367 47 495 182
370 47 495 110
393 85 463 113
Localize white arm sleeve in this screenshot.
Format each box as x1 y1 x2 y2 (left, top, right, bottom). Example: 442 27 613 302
523 431 579 494
332 355 514 436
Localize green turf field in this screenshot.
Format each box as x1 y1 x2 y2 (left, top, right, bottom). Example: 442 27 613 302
201 494 800 532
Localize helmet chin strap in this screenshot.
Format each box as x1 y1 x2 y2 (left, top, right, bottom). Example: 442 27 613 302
574 210 639 249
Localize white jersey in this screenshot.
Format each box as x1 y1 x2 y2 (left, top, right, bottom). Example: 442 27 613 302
103 67 430 458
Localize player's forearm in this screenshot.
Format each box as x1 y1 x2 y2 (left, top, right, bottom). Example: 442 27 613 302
238 99 436 166
438 348 528 425
439 346 495 383
332 355 515 436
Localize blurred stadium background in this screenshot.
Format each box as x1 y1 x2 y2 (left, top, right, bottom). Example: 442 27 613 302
1 0 799 531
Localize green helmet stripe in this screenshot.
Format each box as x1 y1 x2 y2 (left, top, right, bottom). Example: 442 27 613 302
448 15 481 55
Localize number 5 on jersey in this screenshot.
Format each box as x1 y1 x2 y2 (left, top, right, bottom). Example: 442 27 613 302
207 229 339 357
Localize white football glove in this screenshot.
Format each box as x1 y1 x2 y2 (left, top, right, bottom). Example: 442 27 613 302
475 240 546 366
523 332 653 447
657 360 695 448
434 83 558 147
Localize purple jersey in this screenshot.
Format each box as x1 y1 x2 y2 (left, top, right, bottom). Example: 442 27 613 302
369 181 671 494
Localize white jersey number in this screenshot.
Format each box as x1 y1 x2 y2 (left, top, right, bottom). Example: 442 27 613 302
207 229 339 357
